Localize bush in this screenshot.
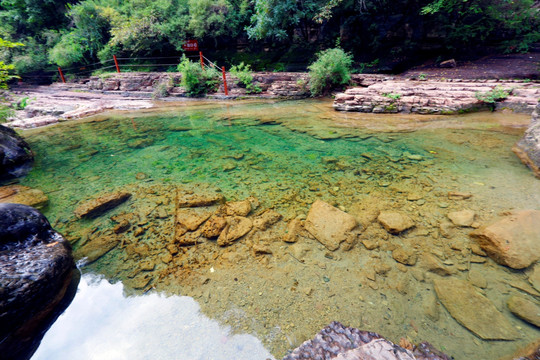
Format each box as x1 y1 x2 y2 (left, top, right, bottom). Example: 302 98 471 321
308 48 353 96
177 55 220 96
475 86 512 111
230 62 261 94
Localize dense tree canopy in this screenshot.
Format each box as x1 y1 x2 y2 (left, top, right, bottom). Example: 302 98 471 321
0 0 538 76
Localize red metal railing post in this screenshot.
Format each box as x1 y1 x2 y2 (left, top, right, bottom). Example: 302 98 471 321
222 66 228 96
57 67 66 83
199 51 204 70
113 55 121 73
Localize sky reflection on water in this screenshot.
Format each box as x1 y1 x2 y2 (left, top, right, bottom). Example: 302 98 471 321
32 274 274 360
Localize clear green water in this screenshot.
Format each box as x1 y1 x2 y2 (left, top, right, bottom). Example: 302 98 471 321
16 99 540 359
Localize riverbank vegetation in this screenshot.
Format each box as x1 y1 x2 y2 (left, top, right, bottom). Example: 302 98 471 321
0 0 538 79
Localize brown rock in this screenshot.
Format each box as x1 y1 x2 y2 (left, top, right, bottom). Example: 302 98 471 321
176 206 216 231
283 217 303 243
74 192 131 219
0 185 49 209
421 254 455 276
392 247 417 266
253 209 282 230
305 200 358 251
217 216 253 246
433 278 518 340
200 215 227 238
507 295 540 327
224 200 252 216
75 234 119 263
176 231 202 246
447 209 475 227
252 243 272 256
439 59 457 68
176 189 225 208
468 269 487 289
113 219 130 234
529 263 540 292
470 210 540 269
448 191 472 200
377 211 414 234
500 339 540 360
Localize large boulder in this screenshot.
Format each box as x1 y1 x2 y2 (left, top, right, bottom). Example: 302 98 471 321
305 200 358 251
0 203 78 360
469 210 540 269
0 124 34 181
282 321 450 360
513 103 540 178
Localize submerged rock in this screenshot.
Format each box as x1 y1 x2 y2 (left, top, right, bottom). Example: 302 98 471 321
0 203 78 360
0 185 48 209
305 200 358 251
470 210 540 269
74 191 131 219
433 278 518 340
282 321 450 360
0 124 34 181
217 216 252 246
507 295 540 328
513 103 540 179
176 189 225 208
378 211 415 234
447 209 475 227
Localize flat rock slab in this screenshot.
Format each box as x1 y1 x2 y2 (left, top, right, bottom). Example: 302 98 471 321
217 216 253 246
176 206 217 232
75 234 120 263
305 200 358 251
176 189 225 208
529 264 540 292
433 278 518 340
507 295 540 328
0 185 48 209
470 210 540 269
74 192 131 219
447 209 475 227
378 211 415 234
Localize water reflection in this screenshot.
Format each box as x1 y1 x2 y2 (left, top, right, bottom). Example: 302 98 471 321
32 274 274 360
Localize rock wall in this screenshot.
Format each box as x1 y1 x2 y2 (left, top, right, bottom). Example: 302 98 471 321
513 103 540 178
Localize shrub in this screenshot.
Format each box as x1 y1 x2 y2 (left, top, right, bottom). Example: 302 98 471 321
177 55 220 96
475 86 513 111
230 62 261 94
152 82 169 99
308 47 353 97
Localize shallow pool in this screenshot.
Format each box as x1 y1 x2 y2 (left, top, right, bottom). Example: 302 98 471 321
19 99 540 359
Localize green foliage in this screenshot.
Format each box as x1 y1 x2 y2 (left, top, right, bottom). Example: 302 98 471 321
230 62 261 94
247 0 320 41
382 92 402 101
421 0 540 53
177 55 220 96
475 86 512 104
308 47 353 97
418 73 427 80
0 38 23 88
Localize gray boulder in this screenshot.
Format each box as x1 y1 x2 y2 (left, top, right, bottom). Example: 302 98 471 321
0 203 79 360
0 124 34 181
513 103 540 178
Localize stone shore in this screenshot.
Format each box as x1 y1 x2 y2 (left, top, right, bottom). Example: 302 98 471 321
8 72 539 129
